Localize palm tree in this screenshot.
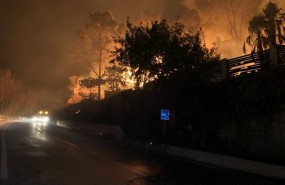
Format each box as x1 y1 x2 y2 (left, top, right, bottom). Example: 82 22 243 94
244 2 285 53
263 2 285 46
244 15 267 53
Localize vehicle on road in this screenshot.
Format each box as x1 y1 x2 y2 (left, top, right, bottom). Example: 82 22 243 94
32 110 49 123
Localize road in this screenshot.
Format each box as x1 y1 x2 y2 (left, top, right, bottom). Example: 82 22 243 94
0 120 283 185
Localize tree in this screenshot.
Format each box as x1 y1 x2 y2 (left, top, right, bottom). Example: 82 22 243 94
103 65 126 92
0 69 21 114
79 78 103 100
244 2 285 53
194 0 262 42
112 19 220 90
263 2 285 46
74 11 124 100
244 15 267 52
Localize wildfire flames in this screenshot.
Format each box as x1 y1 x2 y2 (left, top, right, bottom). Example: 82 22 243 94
68 0 285 104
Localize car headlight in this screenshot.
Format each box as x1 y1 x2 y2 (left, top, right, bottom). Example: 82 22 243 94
32 116 39 121
42 116 49 122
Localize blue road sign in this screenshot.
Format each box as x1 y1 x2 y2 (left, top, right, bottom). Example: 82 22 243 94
161 109 170 120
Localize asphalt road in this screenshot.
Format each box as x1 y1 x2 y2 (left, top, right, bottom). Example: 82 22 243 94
0 120 284 185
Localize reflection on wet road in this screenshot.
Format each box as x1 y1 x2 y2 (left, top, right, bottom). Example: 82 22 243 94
0 121 283 185
31 122 48 142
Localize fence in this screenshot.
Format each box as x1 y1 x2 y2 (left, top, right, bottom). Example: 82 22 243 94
278 45 285 65
222 45 285 79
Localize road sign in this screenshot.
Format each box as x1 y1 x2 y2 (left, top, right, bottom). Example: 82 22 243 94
161 109 170 121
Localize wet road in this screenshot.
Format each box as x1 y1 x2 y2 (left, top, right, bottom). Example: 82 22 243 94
0 120 283 185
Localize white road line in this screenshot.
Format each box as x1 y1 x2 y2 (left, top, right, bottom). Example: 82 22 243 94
115 163 148 177
61 140 81 150
34 126 81 150
1 125 9 181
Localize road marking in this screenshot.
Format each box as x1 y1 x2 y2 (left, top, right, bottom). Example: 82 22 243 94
61 140 81 150
1 124 9 182
115 163 148 177
34 126 81 150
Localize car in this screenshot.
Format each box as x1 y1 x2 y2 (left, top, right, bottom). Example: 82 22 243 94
32 110 49 123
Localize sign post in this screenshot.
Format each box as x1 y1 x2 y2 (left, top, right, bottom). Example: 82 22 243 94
161 109 170 136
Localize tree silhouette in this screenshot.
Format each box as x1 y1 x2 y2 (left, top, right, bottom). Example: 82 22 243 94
244 15 267 52
73 11 124 100
244 2 285 53
103 65 126 92
79 78 104 100
0 70 21 114
195 0 262 42
112 19 220 89
263 2 285 46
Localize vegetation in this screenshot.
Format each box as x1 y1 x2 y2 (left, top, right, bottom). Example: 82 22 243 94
0 69 22 115
195 0 262 42
244 2 285 52
73 11 124 100
103 65 126 92
78 78 102 100
55 67 285 164
58 4 285 164
112 19 220 90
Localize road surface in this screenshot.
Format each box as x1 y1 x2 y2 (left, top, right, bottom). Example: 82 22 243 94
0 120 283 185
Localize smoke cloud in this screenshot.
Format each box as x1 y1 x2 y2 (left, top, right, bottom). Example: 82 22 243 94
0 0 284 111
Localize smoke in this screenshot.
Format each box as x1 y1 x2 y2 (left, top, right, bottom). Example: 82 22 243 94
0 0 284 110
0 0 192 110
182 0 195 8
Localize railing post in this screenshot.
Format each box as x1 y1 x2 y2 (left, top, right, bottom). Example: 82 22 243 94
269 45 278 67
221 59 229 79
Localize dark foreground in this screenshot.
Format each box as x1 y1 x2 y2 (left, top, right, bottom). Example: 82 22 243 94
0 121 283 185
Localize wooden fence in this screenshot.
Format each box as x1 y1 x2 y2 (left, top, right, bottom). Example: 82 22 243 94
222 45 285 79
278 45 285 65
